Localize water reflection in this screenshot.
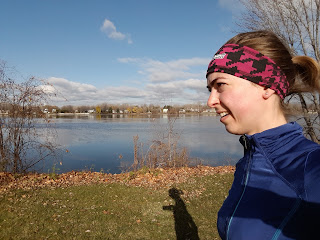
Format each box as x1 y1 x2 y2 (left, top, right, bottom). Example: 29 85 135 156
37 114 242 174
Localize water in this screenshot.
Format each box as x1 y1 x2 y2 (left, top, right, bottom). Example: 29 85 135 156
37 114 243 174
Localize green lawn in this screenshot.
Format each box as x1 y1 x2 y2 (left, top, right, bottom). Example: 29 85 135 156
0 172 233 240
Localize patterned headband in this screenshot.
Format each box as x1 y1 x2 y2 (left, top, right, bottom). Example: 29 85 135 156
206 44 289 99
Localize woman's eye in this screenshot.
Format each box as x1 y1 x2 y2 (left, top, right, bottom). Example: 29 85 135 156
216 82 225 87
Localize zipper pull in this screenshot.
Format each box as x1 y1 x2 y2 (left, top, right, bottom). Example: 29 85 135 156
242 135 249 150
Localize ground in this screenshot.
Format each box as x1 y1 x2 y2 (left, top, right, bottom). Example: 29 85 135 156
0 165 235 193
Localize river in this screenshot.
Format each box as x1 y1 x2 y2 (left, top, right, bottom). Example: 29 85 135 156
36 114 243 174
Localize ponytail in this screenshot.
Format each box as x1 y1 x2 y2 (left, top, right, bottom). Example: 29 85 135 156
289 56 320 94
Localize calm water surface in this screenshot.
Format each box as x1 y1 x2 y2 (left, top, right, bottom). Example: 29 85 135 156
38 114 243 174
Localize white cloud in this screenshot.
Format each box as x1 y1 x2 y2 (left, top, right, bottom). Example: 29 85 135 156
145 78 208 103
47 77 149 106
47 77 208 107
146 79 204 92
47 56 210 107
118 57 210 104
100 19 132 44
118 57 210 83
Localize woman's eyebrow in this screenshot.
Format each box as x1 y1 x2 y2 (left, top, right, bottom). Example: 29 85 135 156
207 77 219 87
207 76 228 89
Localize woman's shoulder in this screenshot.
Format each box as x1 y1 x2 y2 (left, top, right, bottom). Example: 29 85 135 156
304 148 320 202
305 148 320 168
286 122 320 151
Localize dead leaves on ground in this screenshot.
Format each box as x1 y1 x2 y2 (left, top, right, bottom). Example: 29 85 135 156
0 166 235 194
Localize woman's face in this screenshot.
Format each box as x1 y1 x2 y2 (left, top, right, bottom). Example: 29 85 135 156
207 72 266 135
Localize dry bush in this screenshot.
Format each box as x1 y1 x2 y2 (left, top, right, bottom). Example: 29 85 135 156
131 117 189 171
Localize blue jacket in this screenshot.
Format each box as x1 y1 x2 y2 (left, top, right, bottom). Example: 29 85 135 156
217 122 320 240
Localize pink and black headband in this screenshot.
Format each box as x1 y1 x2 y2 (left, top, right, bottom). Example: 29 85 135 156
206 44 289 99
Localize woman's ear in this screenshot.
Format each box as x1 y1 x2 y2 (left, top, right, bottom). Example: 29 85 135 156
263 89 276 99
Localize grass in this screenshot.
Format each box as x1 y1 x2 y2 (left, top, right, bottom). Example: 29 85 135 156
0 172 233 240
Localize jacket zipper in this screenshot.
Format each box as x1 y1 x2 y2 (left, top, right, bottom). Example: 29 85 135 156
226 135 252 240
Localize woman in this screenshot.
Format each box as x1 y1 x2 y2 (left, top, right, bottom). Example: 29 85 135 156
206 31 320 240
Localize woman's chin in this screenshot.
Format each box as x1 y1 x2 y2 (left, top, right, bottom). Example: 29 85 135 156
224 125 244 135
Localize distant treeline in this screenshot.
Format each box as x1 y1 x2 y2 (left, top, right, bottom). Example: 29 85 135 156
35 103 212 114
0 102 311 115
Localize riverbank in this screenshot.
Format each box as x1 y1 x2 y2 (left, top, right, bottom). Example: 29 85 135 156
0 165 234 194
0 166 234 239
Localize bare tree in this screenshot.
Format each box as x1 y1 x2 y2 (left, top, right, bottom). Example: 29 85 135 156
60 105 75 113
238 0 320 142
0 61 60 173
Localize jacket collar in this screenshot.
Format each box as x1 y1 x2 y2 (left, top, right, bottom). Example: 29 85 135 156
240 122 302 151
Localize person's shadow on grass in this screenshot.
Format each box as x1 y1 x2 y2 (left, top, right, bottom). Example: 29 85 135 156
163 188 200 240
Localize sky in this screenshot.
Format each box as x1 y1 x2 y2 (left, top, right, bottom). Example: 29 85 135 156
0 0 244 107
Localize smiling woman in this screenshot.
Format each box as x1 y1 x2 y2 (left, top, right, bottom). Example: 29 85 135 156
207 72 282 135
206 30 320 240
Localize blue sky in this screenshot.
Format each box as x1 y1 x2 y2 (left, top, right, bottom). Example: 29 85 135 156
0 0 243 107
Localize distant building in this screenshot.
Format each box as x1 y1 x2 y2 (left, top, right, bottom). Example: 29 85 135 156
203 109 216 113
0 110 9 115
163 108 169 114
189 108 199 112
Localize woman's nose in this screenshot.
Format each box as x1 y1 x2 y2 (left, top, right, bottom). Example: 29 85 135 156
207 90 219 107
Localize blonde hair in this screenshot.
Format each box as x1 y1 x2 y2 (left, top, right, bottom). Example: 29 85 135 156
225 31 320 96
